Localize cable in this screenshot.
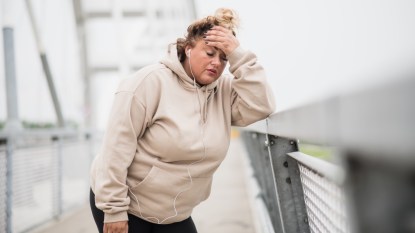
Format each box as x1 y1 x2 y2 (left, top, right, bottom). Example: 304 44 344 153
129 51 209 224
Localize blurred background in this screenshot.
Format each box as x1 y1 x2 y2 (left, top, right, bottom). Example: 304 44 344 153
1 0 414 233
2 0 414 130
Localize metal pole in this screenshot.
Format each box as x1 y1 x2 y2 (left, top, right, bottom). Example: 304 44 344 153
24 0 65 128
266 135 310 233
55 136 63 218
2 0 20 231
2 0 22 132
241 131 281 232
72 0 91 128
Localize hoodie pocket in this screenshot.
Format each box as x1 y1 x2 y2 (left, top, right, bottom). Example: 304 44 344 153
176 176 213 211
129 166 192 223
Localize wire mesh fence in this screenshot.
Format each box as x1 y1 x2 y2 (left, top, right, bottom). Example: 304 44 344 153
12 144 59 233
298 163 350 233
241 131 352 233
0 133 101 233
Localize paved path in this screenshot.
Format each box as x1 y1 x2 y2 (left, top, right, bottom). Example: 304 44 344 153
31 137 256 233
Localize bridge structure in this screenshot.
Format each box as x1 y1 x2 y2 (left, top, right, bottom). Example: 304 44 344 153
1 0 415 233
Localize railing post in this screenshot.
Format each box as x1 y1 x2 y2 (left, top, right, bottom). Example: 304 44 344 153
5 137 13 233
267 135 310 233
345 152 415 233
241 131 280 231
52 135 63 219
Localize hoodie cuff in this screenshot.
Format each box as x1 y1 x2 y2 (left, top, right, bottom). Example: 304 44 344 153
227 46 246 64
104 211 129 223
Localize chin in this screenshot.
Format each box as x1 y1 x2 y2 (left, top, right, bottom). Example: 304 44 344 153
202 80 216 85
201 77 219 85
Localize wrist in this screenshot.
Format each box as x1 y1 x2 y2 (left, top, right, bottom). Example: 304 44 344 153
104 211 129 223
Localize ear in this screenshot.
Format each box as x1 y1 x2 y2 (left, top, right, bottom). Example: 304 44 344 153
185 45 192 57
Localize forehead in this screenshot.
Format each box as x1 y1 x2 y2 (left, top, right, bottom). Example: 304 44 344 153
194 40 226 56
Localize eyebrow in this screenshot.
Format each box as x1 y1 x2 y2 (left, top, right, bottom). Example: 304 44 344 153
206 46 226 57
201 43 226 59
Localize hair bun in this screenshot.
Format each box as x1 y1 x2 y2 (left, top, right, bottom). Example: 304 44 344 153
214 8 239 32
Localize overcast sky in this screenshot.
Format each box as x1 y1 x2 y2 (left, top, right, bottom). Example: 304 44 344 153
195 0 415 112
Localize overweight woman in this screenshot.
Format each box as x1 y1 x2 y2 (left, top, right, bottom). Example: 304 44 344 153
89 8 276 233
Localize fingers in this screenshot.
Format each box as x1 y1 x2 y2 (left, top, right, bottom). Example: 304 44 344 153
205 27 228 41
204 26 240 55
104 221 128 233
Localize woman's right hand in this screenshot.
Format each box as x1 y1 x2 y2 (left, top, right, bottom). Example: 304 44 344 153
104 221 128 233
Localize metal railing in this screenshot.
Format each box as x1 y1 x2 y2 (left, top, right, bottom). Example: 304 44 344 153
240 76 415 233
292 152 348 233
0 130 102 233
0 145 7 233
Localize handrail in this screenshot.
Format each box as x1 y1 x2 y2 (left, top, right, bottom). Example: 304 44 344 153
0 128 100 141
287 151 345 185
246 76 415 160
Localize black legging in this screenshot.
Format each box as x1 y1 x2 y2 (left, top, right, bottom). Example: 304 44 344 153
90 189 198 233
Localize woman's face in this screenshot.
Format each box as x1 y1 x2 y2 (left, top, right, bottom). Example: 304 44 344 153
184 39 228 86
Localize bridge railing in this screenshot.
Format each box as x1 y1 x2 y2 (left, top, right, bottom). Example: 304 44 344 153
240 76 415 233
0 129 102 233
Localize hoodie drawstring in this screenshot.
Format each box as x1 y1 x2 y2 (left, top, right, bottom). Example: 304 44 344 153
193 84 212 125
203 89 208 123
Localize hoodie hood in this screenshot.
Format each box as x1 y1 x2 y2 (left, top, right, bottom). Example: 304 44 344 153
160 43 218 92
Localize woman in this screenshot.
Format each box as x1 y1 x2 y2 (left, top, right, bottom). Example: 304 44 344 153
90 8 275 233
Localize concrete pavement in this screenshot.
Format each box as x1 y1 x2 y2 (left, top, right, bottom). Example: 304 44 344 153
31 137 257 233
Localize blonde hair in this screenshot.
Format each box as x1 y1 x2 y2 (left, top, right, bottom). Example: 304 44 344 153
176 8 240 62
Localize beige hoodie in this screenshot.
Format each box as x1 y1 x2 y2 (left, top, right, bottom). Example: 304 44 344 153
90 44 275 224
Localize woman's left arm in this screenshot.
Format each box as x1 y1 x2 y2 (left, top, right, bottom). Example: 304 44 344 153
227 47 276 126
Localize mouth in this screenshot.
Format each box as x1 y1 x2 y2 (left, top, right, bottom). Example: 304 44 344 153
206 69 217 75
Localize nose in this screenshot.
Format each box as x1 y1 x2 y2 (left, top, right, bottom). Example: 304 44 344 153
211 55 220 66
